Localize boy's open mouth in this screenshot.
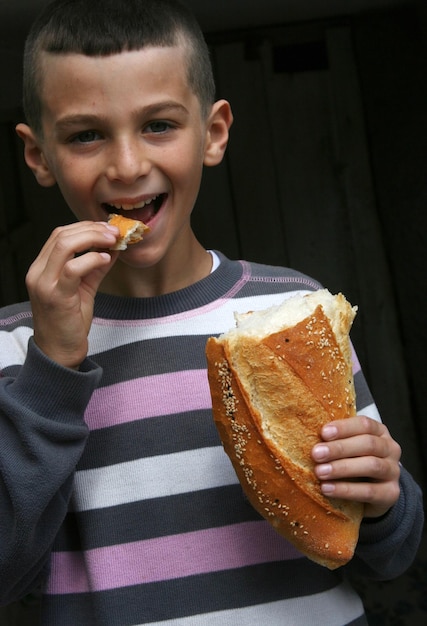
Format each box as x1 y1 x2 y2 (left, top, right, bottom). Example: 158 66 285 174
102 193 166 224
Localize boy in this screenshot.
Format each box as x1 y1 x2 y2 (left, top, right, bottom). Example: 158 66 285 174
0 0 423 624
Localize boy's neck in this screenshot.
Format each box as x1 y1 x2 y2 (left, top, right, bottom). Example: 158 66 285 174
99 239 213 298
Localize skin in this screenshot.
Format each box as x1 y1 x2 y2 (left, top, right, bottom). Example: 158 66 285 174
16 45 401 520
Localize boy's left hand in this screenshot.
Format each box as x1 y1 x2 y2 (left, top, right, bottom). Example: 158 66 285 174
312 416 402 519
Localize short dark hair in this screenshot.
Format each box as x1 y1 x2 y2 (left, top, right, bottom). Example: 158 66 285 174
23 0 216 136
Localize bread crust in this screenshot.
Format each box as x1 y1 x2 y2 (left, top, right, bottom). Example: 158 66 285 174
205 291 364 569
107 213 149 250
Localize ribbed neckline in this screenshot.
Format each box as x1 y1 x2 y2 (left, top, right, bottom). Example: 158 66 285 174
93 252 244 320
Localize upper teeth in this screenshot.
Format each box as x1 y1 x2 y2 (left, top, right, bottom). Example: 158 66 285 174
111 195 158 211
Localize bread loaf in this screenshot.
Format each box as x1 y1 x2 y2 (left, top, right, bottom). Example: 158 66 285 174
205 289 364 569
108 213 149 250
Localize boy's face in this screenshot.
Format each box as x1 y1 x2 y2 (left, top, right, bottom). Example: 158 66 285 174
20 46 230 271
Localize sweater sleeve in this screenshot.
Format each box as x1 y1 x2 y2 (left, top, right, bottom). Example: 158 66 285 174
0 338 102 605
348 465 424 580
350 349 424 580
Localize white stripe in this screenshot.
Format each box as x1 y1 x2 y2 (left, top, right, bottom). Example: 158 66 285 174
132 581 364 626
0 291 308 366
358 402 382 423
72 446 238 512
0 327 33 369
88 291 309 355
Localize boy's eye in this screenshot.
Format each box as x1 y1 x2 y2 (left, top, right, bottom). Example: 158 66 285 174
72 130 101 143
145 121 172 134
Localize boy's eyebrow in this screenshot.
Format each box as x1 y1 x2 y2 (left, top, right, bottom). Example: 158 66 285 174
54 101 190 131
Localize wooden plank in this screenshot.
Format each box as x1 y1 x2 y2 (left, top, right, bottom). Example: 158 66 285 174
214 41 288 266
260 41 356 294
326 26 420 476
193 159 240 260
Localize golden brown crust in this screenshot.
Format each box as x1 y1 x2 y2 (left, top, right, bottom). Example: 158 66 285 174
107 213 149 250
205 291 363 569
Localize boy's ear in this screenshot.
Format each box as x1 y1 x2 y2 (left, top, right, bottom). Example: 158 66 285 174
203 99 233 167
15 123 56 187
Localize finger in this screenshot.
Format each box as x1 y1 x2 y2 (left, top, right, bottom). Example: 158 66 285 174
27 223 118 292
320 415 384 441
315 454 401 484
57 251 115 299
29 221 118 266
46 222 119 262
28 221 114 268
313 432 393 464
28 250 114 309
318 477 401 517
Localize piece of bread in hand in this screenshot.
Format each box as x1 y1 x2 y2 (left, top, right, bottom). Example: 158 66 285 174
107 213 149 250
205 289 364 569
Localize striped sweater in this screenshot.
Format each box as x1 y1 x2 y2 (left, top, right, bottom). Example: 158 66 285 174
0 253 423 625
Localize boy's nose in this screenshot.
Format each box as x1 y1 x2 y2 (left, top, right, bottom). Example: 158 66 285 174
106 140 151 183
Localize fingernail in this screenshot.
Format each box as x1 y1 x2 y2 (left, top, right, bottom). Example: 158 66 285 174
322 425 338 440
313 444 329 461
105 224 119 233
98 221 118 232
316 464 332 478
321 483 335 495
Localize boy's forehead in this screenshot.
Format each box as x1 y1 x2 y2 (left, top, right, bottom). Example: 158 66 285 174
36 45 201 121
37 44 192 93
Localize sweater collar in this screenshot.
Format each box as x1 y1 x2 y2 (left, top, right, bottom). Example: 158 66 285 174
93 252 244 320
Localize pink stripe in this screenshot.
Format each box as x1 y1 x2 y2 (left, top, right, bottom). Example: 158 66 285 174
0 311 32 326
84 369 211 430
85 347 361 431
46 521 302 595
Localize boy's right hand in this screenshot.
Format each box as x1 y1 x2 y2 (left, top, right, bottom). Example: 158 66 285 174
25 221 119 369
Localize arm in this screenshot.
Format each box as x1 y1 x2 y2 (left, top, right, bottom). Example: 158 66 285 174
351 465 424 579
0 221 119 603
0 340 102 604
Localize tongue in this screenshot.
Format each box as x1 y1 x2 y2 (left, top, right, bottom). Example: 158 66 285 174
122 202 157 224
